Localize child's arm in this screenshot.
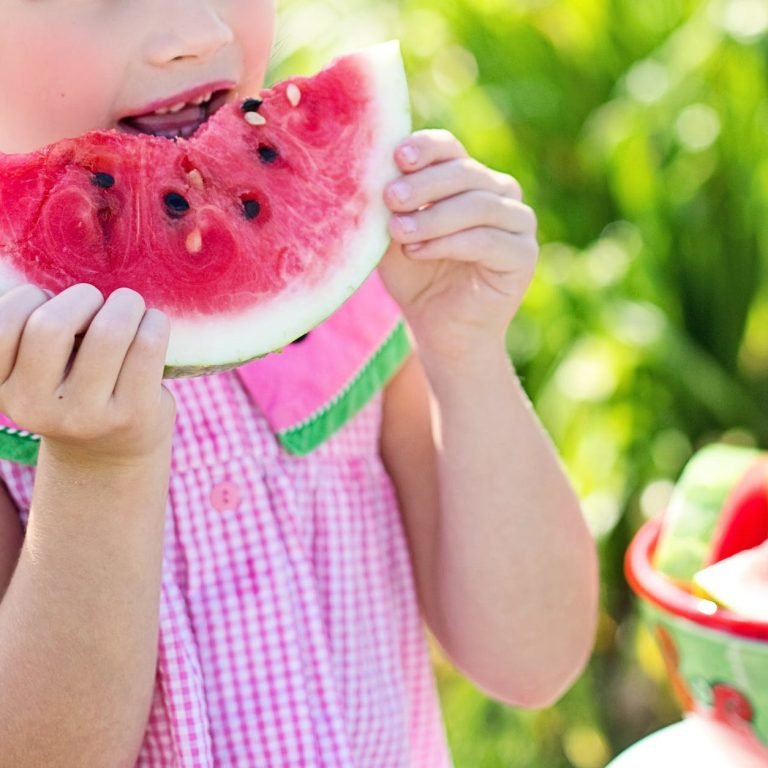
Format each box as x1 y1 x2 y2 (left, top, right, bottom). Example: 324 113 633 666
379 131 599 708
0 485 23 602
0 284 174 767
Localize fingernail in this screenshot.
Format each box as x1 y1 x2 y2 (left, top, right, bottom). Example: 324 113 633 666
397 216 417 234
400 144 418 165
390 181 411 203
405 242 424 253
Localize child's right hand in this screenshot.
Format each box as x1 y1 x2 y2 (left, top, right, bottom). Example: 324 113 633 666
0 283 176 465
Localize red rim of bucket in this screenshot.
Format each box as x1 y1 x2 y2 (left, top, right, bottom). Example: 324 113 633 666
625 518 768 642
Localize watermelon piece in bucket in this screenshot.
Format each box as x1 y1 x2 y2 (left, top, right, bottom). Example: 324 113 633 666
693 541 768 622
708 458 768 564
0 42 411 376
652 444 763 583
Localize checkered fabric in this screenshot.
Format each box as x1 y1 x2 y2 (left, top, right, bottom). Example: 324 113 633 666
0 371 452 766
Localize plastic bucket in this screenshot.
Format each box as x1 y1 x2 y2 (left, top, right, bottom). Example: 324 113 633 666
625 518 768 755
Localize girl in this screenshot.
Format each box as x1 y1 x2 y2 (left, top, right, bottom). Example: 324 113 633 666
0 1 598 766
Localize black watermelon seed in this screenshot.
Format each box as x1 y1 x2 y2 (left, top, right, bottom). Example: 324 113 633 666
258 145 279 164
291 333 310 345
163 192 190 218
241 98 263 113
243 199 261 220
92 172 115 189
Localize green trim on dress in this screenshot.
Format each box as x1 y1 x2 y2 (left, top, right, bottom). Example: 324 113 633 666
0 427 40 466
277 320 411 455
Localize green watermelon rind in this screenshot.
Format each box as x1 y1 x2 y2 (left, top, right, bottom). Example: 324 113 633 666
653 444 760 582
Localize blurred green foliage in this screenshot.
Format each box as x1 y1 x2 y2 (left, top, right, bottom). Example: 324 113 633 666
273 1 768 765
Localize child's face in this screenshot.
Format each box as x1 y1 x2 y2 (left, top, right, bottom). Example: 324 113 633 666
0 0 276 153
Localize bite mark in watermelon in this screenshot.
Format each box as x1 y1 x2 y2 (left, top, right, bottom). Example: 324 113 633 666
0 42 411 376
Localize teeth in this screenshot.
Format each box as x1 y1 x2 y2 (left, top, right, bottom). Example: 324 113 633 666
149 90 215 117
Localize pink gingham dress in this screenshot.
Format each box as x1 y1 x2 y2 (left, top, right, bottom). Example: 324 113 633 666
0 274 453 767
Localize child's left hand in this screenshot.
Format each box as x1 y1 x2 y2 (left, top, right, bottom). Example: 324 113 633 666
379 129 538 363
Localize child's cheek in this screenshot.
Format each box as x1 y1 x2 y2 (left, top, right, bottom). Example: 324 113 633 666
0 17 117 153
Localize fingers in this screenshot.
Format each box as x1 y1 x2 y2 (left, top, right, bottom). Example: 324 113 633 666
0 282 174 455
1 282 169 412
63 288 148 405
397 228 539 273
0 284 50 385
386 132 531 266
388 190 537 247
112 308 170 411
386 157 522 213
394 129 469 173
13 284 105 395
66 288 170 416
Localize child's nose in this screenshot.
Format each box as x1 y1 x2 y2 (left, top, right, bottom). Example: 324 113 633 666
143 0 235 65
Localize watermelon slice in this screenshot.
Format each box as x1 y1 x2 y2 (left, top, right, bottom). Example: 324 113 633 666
708 458 768 564
652 444 761 583
693 541 768 622
0 42 410 376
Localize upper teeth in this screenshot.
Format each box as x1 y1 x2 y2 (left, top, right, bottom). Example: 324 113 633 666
152 91 214 116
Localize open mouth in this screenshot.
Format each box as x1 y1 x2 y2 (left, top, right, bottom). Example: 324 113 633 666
118 89 232 139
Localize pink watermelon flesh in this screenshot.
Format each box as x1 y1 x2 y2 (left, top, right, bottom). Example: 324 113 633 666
708 459 768 564
0 43 410 375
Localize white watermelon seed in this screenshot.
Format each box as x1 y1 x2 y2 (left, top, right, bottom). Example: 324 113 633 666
286 84 302 107
186 228 203 253
245 111 267 127
187 169 204 189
